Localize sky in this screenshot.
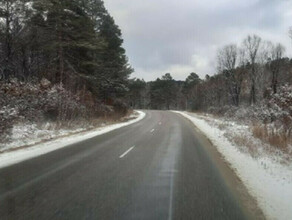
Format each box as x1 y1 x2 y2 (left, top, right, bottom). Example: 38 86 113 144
104 0 292 81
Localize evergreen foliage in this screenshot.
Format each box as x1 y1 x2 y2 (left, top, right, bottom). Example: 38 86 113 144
0 0 132 104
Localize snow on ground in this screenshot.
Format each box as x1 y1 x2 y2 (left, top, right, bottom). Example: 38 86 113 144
0 111 145 169
1 123 87 152
174 111 292 220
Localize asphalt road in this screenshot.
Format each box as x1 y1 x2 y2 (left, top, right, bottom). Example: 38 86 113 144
0 111 264 220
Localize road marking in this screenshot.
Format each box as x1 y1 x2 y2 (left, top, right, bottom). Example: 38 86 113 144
168 172 174 220
150 129 155 133
159 122 162 125
119 146 135 158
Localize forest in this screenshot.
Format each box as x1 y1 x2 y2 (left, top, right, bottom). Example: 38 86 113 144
0 0 132 142
129 35 292 111
129 34 292 115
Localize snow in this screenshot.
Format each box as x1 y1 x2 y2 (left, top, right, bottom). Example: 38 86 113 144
2 123 87 152
174 111 292 220
0 111 145 169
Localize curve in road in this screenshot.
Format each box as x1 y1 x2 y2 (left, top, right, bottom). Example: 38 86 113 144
0 110 264 220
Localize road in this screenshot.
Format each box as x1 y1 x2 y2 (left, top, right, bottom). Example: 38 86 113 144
0 110 264 220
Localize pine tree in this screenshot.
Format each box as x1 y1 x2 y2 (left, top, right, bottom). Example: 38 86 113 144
0 0 133 111
98 11 133 101
32 0 102 84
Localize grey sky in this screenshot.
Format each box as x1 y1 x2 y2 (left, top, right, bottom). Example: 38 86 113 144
104 0 292 81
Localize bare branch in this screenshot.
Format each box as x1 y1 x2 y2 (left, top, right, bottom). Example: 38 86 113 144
217 44 237 73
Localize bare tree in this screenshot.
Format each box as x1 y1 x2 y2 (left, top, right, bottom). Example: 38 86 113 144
217 44 237 72
242 34 261 105
267 43 285 93
217 44 242 106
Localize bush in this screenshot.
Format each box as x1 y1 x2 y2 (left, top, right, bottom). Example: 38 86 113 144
0 79 106 141
205 85 292 152
252 124 291 151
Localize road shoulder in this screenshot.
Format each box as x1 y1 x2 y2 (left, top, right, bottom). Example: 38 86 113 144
0 111 145 169
173 111 266 220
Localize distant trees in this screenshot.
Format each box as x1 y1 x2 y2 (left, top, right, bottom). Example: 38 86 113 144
128 78 147 109
149 73 177 110
183 72 201 110
209 35 287 110
127 73 185 110
128 33 292 113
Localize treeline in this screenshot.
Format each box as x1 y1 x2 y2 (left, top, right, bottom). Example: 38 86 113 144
129 34 292 113
0 0 132 108
128 73 199 110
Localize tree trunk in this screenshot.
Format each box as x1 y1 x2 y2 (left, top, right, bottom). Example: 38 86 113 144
250 82 256 105
58 33 64 84
271 70 277 94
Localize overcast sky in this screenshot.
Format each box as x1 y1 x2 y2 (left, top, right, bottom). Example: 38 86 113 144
104 0 292 81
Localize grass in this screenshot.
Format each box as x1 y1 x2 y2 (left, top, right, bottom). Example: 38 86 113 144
252 124 292 153
231 135 261 157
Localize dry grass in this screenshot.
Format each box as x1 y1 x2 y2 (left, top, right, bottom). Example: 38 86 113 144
231 135 260 157
252 124 292 153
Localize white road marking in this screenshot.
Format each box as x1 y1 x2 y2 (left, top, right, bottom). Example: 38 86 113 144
168 171 175 220
150 129 155 133
119 146 135 158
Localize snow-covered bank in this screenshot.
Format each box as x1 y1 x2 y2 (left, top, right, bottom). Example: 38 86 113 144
1 124 87 152
0 111 145 169
174 111 292 220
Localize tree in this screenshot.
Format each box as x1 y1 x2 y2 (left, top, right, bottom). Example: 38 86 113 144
217 44 242 106
128 78 147 109
242 35 261 105
97 12 133 101
0 0 29 79
148 73 177 110
267 43 285 93
79 0 106 30
183 72 201 109
32 0 101 84
161 73 173 81
185 72 200 86
161 73 177 109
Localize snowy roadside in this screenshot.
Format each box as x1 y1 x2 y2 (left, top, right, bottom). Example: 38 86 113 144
0 111 145 169
174 111 292 220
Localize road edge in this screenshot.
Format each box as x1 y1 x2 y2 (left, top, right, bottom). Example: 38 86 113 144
172 110 266 220
0 111 146 169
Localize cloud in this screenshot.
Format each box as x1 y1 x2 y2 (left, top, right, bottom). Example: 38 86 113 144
104 0 292 81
